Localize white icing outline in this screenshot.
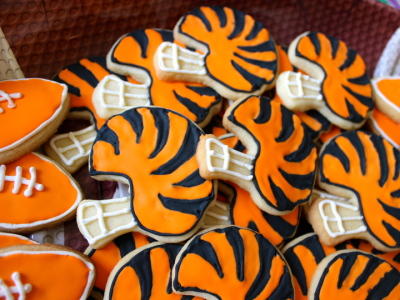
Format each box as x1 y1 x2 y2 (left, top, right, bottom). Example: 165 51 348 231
0 152 83 230
77 197 137 245
0 91 22 113
0 78 68 153
318 199 367 238
205 137 254 181
96 74 150 110
0 272 32 300
283 71 323 101
369 114 400 149
0 249 95 300
0 165 44 197
371 77 400 114
49 124 96 166
157 42 207 75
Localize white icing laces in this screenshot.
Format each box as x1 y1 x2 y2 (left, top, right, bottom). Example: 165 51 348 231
157 42 207 75
205 137 254 181
201 200 230 229
49 124 96 166
0 90 22 113
0 165 44 197
282 71 322 101
77 197 138 247
0 272 32 300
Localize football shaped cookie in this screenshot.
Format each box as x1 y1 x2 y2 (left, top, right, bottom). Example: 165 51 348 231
276 31 374 130
0 152 83 234
0 78 69 164
154 6 278 101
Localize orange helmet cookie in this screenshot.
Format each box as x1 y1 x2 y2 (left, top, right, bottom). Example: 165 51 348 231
0 233 37 249
77 106 216 249
309 249 400 299
154 6 278 101
308 130 400 252
0 78 69 164
106 28 221 127
276 31 374 130
0 244 95 300
0 152 83 234
172 226 294 299
196 95 317 215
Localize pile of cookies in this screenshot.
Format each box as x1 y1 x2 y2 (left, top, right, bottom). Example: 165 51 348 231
0 5 399 300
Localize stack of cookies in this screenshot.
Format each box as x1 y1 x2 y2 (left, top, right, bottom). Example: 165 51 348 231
0 5 399 300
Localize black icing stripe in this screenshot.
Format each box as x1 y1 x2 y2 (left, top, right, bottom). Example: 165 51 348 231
155 28 174 43
151 119 201 175
172 90 210 124
237 39 276 53
123 109 144 144
164 244 184 294
339 47 357 71
393 147 400 181
370 134 389 187
227 8 245 40
279 168 316 190
366 268 400 300
184 85 219 97
190 7 212 32
231 60 269 90
284 124 315 163
382 219 400 248
320 139 350 178
261 210 298 240
211 6 227 28
173 170 206 188
226 227 245 281
113 233 137 258
253 96 272 124
342 85 373 108
245 21 264 41
233 52 278 71
158 194 213 217
344 98 365 123
350 257 381 291
337 253 358 289
276 105 295 143
94 125 120 155
327 34 339 59
350 131 367 175
126 29 149 59
268 176 304 211
307 31 321 56
347 71 371 86
149 108 170 159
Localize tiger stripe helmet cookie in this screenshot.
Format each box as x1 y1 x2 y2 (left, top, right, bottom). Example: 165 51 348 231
307 130 400 252
196 95 317 215
172 226 294 300
276 31 374 130
77 106 216 249
0 78 69 164
308 249 400 299
154 6 279 101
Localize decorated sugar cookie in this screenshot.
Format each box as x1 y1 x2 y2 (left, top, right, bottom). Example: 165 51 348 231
172 226 294 299
85 232 153 299
276 31 374 130
0 78 69 164
0 243 95 300
0 233 37 248
0 152 83 234
46 57 132 173
309 250 400 299
154 6 278 101
203 180 300 248
196 95 317 215
77 106 216 249
104 242 201 300
273 45 331 141
307 130 400 252
368 108 400 149
372 76 400 123
282 232 400 300
106 28 221 127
